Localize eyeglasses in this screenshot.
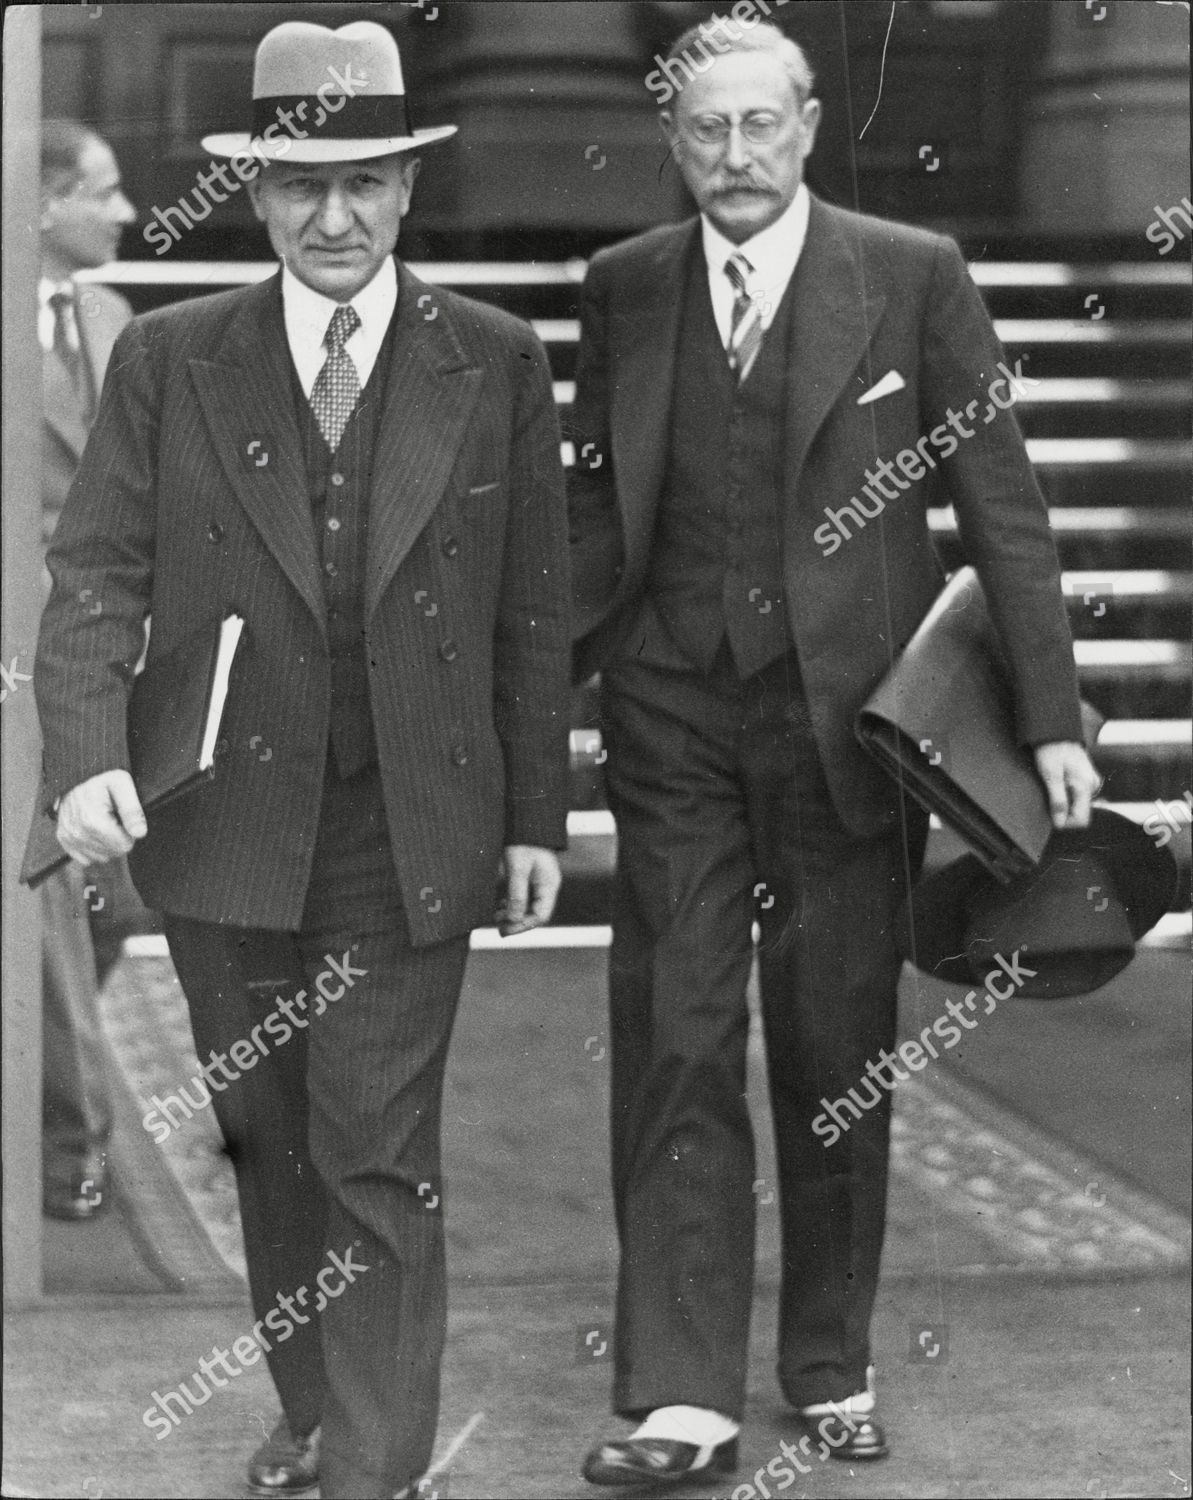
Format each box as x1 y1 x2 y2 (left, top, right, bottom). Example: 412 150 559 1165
685 115 785 146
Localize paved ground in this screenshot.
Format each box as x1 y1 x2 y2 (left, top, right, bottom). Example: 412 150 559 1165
4 944 1190 1499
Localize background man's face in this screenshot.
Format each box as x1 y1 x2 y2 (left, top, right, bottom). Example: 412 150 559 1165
249 154 420 302
664 50 820 244
41 137 135 274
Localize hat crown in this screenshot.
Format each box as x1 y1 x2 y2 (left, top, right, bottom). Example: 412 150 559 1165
252 20 405 99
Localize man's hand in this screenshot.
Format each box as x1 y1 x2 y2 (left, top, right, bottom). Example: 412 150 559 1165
1033 741 1100 830
56 769 147 864
497 845 562 937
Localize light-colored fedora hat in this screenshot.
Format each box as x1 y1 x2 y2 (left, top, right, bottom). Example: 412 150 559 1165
201 20 456 163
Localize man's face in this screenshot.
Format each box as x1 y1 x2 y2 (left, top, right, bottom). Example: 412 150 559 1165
663 50 820 244
41 137 135 275
249 154 420 302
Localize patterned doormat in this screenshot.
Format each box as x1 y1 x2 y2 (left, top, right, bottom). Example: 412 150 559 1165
99 948 1190 1292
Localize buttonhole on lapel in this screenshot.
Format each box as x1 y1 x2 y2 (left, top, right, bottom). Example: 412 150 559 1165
468 481 499 496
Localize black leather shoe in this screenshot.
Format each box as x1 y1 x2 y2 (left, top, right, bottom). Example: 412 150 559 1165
796 1408 889 1461
43 1162 109 1220
582 1436 738 1487
247 1420 320 1495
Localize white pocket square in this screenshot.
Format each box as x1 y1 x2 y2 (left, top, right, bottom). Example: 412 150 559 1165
856 370 906 406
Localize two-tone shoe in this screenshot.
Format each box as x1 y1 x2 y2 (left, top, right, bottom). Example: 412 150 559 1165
798 1408 889 1460
247 1419 320 1495
582 1435 738 1487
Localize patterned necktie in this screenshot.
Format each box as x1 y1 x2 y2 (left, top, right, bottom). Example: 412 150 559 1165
50 287 90 414
309 304 362 451
724 253 764 383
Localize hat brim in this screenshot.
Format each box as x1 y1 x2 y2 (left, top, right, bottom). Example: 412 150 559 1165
897 807 1178 999
200 124 457 161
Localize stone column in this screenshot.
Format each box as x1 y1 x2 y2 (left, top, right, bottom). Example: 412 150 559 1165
1019 0 1190 236
409 1 689 245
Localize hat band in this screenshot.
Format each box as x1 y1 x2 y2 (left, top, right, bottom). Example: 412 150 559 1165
251 93 413 142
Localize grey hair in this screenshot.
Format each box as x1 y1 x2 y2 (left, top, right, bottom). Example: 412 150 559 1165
663 18 815 109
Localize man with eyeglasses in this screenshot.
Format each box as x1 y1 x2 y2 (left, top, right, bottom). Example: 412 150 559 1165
570 19 1095 1488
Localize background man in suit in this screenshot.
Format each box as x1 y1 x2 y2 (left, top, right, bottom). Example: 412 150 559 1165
35 23 570 1499
38 119 135 1221
570 22 1099 1488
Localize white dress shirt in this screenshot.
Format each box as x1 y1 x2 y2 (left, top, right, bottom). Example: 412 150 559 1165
701 182 811 348
281 256 398 397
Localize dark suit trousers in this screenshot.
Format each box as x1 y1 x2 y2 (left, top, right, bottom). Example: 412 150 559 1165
600 643 927 1418
164 762 469 1499
41 861 115 1192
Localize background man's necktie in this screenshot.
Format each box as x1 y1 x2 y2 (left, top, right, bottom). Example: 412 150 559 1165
49 287 94 419
724 253 764 383
309 304 362 451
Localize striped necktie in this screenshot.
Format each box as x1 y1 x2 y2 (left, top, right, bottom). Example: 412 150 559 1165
309 304 362 451
49 286 95 420
724 253 763 382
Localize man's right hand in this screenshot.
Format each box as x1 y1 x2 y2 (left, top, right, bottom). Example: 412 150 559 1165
56 769 147 864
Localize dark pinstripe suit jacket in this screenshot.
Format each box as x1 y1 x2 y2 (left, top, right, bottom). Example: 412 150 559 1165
34 262 571 942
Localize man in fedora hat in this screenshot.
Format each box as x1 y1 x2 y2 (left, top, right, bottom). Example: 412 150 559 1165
34 21 570 1498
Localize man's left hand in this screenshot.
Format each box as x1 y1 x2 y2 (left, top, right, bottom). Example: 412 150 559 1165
1033 741 1101 829
497 846 562 936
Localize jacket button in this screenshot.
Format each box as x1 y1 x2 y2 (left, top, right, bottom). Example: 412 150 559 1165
208 522 224 543
441 536 459 558
451 744 469 766
439 639 459 662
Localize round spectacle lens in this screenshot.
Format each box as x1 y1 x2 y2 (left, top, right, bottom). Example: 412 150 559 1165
688 117 783 145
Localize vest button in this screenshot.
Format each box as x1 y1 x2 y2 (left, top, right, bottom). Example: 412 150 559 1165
441 536 459 558
439 639 459 663
451 744 469 766
327 517 341 532
324 561 338 576
207 522 224 543
330 472 345 487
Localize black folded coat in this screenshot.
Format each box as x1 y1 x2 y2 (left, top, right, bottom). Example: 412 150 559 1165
855 566 1101 883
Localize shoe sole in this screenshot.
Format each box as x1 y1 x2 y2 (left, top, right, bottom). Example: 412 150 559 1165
582 1453 737 1487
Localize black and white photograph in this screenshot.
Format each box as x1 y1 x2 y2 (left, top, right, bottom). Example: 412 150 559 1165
1 2 1189 1496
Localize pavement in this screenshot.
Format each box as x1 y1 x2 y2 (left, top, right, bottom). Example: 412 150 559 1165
3 943 1190 1500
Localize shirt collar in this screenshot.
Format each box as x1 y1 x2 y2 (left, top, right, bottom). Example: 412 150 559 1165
39 276 76 308
701 181 810 292
280 255 398 348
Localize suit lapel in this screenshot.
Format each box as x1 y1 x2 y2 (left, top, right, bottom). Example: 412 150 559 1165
364 264 483 620
78 287 125 399
783 197 888 496
187 275 325 636
611 223 694 575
